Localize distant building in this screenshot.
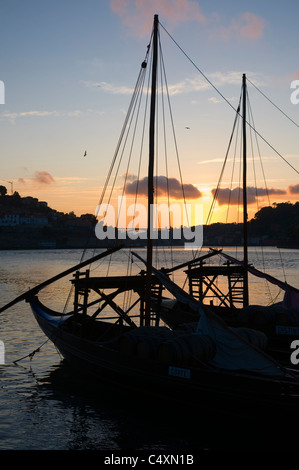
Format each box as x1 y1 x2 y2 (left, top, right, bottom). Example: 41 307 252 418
0 214 20 226
0 214 49 226
20 216 49 226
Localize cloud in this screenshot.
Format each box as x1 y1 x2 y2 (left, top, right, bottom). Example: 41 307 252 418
32 171 55 185
18 171 55 185
96 81 135 95
212 186 286 205
110 1 265 43
94 71 265 98
208 97 221 104
289 184 299 194
93 78 209 96
238 12 265 39
125 175 201 199
219 12 265 40
122 172 138 182
198 155 278 166
1 110 59 124
198 157 234 165
0 108 104 124
110 0 206 37
55 176 89 183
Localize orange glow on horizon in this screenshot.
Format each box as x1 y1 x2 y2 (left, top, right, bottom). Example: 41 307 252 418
12 180 299 226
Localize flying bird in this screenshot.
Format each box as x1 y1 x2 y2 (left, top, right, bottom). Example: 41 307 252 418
185 127 190 129
84 151 87 157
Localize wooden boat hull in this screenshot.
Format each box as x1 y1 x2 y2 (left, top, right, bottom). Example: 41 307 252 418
29 295 299 419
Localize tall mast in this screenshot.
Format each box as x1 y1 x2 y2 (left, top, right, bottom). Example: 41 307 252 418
145 14 158 325
242 73 249 307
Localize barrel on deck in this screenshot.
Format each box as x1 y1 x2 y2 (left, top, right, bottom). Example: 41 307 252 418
234 327 268 350
118 326 172 357
136 327 174 359
157 334 216 366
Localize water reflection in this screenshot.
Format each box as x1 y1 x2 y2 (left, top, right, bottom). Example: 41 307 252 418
1 248 299 450
36 361 201 451
27 360 294 451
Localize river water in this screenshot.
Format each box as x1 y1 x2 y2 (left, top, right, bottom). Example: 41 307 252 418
0 247 299 451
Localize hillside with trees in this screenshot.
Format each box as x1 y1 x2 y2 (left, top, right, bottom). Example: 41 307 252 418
249 202 299 248
0 188 98 249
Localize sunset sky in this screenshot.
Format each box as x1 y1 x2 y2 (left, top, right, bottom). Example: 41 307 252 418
1 0 299 227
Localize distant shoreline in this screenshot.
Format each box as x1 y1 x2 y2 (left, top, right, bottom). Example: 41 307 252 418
1 194 298 250
0 243 297 251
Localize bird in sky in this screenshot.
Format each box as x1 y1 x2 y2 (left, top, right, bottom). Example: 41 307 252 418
84 151 87 157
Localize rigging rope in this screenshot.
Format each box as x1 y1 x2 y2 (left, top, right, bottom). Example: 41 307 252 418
13 339 50 364
64 20 298 313
159 21 299 176
246 91 275 302
158 32 198 262
246 90 270 207
205 97 242 226
61 39 153 313
247 77 299 129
